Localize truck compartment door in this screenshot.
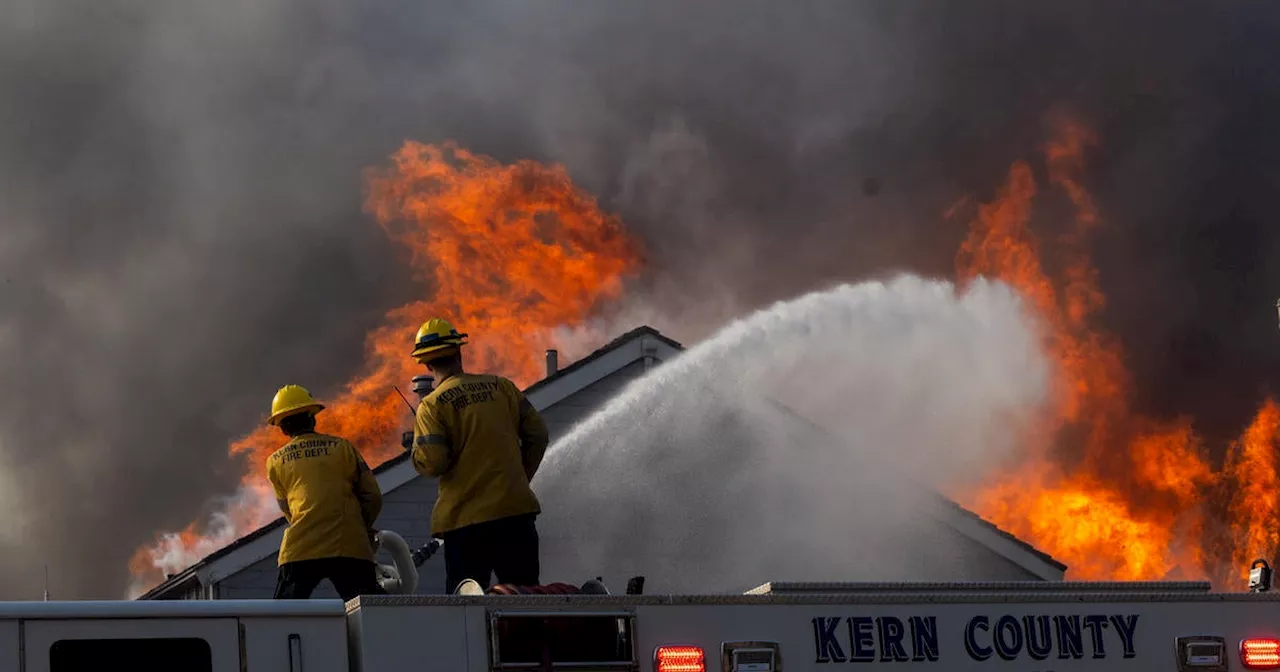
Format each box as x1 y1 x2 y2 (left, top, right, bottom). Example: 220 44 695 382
240 616 349 671
22 617 240 672
0 619 16 671
488 610 637 671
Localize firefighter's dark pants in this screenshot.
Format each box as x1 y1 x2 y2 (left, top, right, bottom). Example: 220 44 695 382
273 557 386 601
441 513 540 593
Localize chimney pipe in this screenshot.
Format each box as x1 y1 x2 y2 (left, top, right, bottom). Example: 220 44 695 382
545 349 558 377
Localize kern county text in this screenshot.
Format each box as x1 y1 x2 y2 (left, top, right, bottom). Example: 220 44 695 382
811 613 1139 664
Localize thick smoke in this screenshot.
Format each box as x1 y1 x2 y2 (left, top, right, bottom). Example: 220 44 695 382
2 1 1280 597
536 275 1050 592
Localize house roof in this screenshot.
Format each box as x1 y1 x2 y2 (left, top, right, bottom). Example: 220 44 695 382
139 323 1063 598
763 401 1065 574
138 326 685 600
525 326 683 396
937 497 1065 571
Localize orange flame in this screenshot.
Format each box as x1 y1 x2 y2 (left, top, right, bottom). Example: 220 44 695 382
128 121 1280 596
127 141 641 596
1226 399 1280 574
956 117 1280 587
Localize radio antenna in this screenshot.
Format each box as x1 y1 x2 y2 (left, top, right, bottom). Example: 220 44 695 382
393 386 416 414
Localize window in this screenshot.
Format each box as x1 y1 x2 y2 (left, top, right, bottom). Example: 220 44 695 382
50 637 212 672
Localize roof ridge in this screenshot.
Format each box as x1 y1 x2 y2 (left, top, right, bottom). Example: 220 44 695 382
524 325 682 395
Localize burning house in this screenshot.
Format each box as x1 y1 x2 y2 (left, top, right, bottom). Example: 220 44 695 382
137 325 1064 601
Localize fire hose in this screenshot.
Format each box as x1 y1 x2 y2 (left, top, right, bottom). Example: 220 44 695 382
374 532 636 597
411 538 443 567
372 531 444 595
487 582 581 595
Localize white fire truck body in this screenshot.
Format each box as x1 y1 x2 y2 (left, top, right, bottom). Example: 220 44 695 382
8 580 1280 672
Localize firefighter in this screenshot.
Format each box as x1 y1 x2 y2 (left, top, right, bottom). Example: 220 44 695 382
406 318 550 593
265 384 386 601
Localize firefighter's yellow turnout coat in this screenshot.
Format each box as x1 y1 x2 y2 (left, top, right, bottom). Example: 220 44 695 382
267 432 383 564
411 373 550 535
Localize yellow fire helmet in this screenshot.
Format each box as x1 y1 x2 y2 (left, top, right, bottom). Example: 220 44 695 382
412 318 469 360
267 384 325 426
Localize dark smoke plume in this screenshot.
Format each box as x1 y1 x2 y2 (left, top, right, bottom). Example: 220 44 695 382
2 0 1279 597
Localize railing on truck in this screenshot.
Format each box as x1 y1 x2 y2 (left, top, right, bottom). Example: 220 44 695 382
746 581 1215 595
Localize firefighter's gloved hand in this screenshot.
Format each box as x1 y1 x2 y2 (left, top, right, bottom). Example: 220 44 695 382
401 431 413 452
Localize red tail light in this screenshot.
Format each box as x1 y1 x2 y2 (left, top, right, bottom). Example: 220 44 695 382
655 646 706 672
1242 638 1280 669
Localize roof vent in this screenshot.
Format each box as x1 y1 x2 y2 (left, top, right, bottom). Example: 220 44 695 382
411 374 434 396
545 349 558 377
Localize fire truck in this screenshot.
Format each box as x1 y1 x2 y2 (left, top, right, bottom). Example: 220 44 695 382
11 529 1280 672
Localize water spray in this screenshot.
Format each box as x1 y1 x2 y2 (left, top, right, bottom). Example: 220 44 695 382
531 275 1050 592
